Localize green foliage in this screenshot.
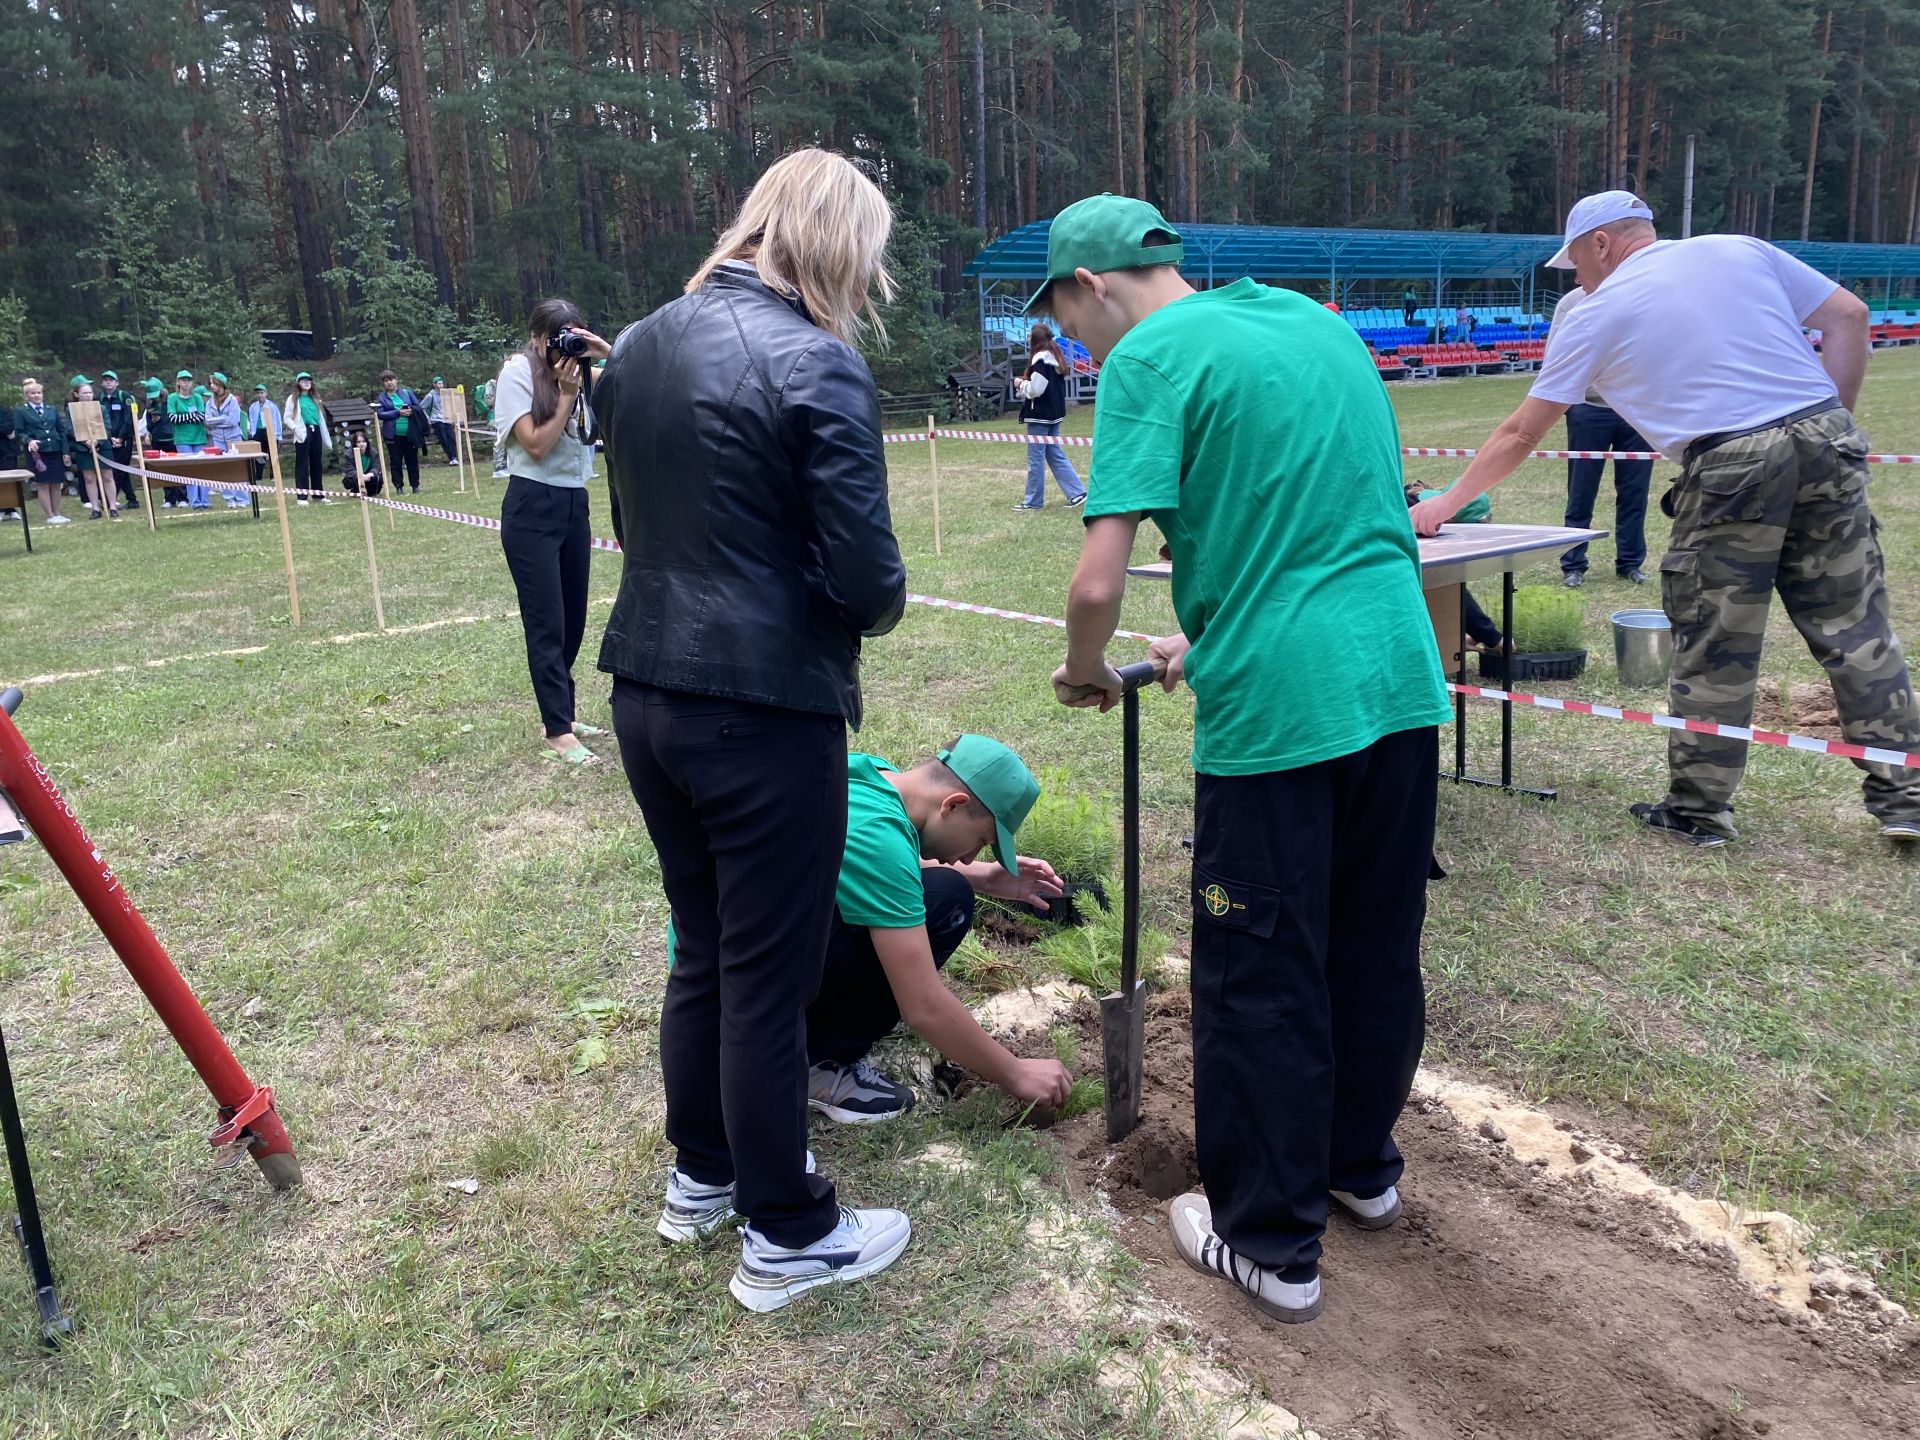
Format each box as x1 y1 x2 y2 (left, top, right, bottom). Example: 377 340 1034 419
863 214 977 397
78 157 261 376
1039 886 1168 996
0 297 37 405
1008 768 1118 885
325 176 461 371
1510 585 1588 654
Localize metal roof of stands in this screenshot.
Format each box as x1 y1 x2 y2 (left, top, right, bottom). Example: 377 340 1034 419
963 220 1920 286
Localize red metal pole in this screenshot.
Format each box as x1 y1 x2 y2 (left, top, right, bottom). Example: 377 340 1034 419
0 693 300 1189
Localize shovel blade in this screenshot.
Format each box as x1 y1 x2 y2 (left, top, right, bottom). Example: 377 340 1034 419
1100 979 1147 1144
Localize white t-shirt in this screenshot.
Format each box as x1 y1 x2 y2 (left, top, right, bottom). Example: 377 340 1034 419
1529 236 1840 455
492 353 594 488
1548 289 1607 406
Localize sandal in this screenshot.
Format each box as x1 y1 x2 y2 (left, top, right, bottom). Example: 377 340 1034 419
541 742 600 766
571 721 609 739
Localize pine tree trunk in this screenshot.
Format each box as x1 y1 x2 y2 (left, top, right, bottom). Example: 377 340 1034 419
972 10 988 230
1228 0 1245 222
1801 7 1834 240
388 0 455 304
265 0 337 353
1132 2 1146 198
1112 0 1125 190
1340 0 1354 224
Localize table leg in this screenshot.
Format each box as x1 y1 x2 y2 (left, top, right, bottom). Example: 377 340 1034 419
1500 570 1514 789
18 501 30 554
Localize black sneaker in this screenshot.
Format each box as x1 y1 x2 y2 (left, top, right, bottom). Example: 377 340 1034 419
1066 494 1087 508
1562 571 1585 588
1882 820 1920 844
807 1058 915 1124
1619 568 1647 584
1629 801 1730 848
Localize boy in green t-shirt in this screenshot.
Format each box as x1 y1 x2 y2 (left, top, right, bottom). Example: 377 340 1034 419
798 737 1073 1125
1038 194 1450 1326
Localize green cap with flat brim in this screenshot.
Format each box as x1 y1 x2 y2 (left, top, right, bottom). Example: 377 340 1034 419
69 374 91 388
937 734 1041 875
175 370 194 380
1022 194 1184 316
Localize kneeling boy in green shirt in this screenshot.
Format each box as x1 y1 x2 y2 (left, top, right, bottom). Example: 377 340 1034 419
803 736 1074 1124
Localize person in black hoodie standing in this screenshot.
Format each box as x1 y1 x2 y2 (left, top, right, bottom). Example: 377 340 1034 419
594 148 910 1315
1012 322 1086 511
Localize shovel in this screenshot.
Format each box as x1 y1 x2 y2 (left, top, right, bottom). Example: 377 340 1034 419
1103 659 1160 1144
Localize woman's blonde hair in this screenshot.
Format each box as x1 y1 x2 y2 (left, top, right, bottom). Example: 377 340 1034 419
687 149 896 347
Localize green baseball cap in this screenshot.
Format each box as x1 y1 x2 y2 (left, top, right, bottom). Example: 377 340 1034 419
69 374 91 387
295 371 312 382
253 382 268 393
1023 193 1184 315
101 370 117 381
937 735 1041 874
175 369 194 380
432 375 443 384
210 371 228 386
143 377 162 395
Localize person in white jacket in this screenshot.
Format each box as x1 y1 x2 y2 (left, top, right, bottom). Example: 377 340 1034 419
283 372 333 504
1011 323 1086 510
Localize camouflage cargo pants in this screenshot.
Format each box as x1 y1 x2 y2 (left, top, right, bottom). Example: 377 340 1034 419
1659 406 1920 837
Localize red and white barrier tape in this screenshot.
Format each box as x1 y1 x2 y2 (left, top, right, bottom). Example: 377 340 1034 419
95 456 1915 773
882 430 1920 464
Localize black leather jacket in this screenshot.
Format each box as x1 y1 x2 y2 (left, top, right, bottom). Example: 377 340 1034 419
593 263 906 726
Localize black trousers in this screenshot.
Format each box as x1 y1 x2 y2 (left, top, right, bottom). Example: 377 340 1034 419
805 867 974 1065
433 420 457 463
1562 402 1653 575
292 431 325 497
1190 725 1437 1280
386 436 421 491
499 477 591 738
612 678 846 1248
1462 589 1502 649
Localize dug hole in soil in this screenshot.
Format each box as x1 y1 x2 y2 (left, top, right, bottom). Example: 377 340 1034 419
989 992 1917 1440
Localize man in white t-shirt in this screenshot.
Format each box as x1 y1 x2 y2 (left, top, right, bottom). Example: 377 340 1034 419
1412 190 1920 848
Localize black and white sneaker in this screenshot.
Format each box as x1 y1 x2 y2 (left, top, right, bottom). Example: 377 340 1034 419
1883 819 1920 844
1629 801 1730 848
1168 1191 1321 1323
1066 494 1087 508
656 1150 817 1244
730 1204 912 1313
1331 1184 1402 1230
808 1058 915 1125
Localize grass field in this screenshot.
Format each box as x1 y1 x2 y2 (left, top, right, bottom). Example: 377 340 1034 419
0 349 1916 1438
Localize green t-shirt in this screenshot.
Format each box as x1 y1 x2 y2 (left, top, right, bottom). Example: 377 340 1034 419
665 752 925 969
166 393 207 447
1085 278 1451 776
298 395 320 426
837 755 925 928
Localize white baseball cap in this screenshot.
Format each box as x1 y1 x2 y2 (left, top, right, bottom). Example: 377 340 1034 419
1547 190 1656 269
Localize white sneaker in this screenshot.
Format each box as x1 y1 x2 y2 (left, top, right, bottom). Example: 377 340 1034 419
730 1204 912 1313
657 1151 817 1243
1167 1191 1322 1324
296 499 310 507
45 514 71 526
1331 1185 1402 1229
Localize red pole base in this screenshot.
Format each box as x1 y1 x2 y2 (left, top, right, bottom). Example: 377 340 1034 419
0 697 301 1189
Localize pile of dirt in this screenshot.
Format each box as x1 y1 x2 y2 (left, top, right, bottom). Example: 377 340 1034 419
1010 992 1917 1440
1751 681 1846 741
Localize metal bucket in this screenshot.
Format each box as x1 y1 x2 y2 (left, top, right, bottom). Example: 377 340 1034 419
1612 609 1672 689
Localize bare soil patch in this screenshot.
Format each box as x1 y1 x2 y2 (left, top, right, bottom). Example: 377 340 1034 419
1003 994 1917 1440
1751 681 1846 741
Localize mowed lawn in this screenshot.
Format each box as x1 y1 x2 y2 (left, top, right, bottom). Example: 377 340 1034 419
0 346 1915 1437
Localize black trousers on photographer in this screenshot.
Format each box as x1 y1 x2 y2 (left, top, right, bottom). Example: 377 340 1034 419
499 476 590 738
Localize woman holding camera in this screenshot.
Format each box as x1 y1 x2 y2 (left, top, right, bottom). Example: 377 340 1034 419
494 298 611 763
594 149 909 1313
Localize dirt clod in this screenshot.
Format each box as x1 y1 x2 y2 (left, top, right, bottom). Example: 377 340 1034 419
1476 1117 1507 1143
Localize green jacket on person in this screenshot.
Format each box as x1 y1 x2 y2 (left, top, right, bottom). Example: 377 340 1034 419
12 401 66 461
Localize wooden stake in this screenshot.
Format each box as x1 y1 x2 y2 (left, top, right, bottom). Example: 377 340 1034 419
87 442 118 520
262 409 301 627
357 486 387 631
374 429 397 533
453 386 467 494
928 413 942 558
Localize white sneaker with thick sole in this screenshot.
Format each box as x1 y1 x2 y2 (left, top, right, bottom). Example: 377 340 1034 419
807 1058 915 1124
656 1151 816 1243
1167 1191 1322 1324
1330 1184 1402 1230
45 514 72 526
730 1204 912 1313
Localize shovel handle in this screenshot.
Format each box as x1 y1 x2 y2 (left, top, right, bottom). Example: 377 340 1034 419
1 688 19 717
1116 658 1158 695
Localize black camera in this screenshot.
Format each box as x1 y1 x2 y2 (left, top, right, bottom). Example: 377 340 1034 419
548 326 589 360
